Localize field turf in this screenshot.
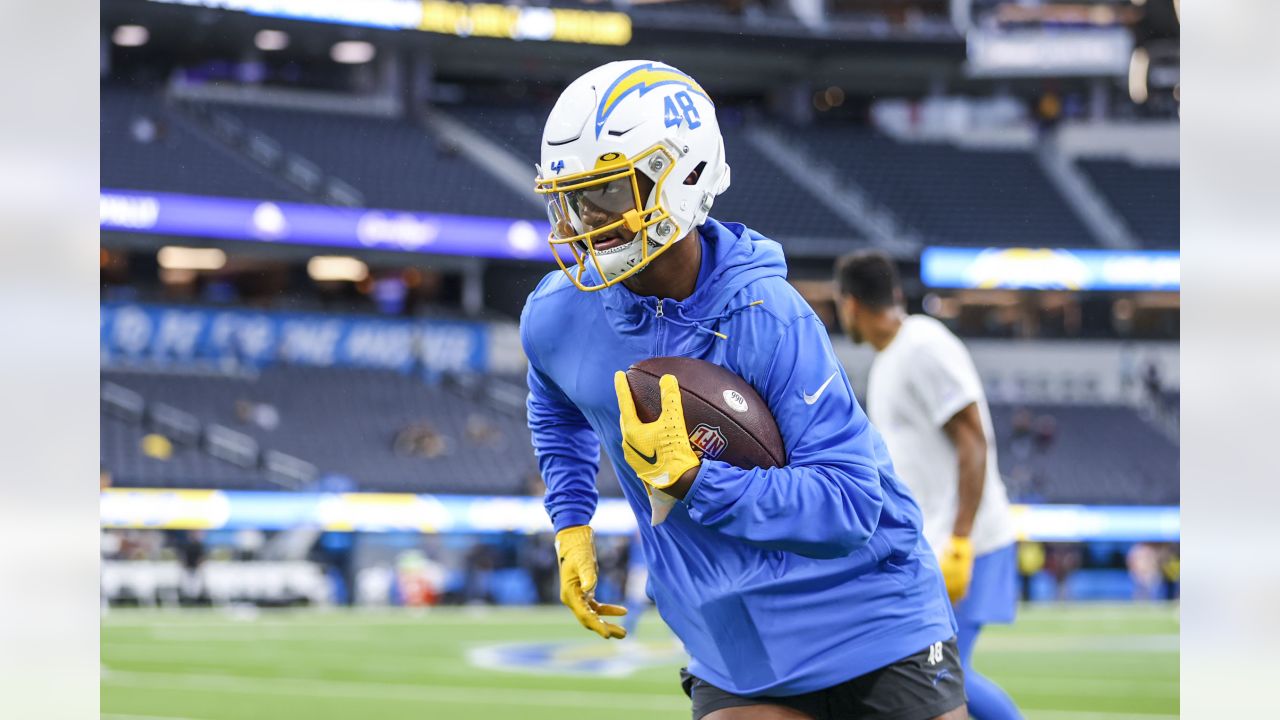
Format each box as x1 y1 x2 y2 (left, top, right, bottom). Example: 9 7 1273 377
102 603 1177 720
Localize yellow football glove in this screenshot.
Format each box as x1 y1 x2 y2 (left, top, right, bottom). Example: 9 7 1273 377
939 535 975 604
554 525 627 639
614 371 701 491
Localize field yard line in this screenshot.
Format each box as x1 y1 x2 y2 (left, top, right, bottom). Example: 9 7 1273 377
979 634 1178 653
1023 710 1179 720
991 673 1179 690
102 714 202 720
1017 603 1178 617
103 669 691 711
1001 677 1179 698
103 610 576 629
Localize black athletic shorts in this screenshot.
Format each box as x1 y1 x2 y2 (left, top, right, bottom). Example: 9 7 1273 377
680 637 965 720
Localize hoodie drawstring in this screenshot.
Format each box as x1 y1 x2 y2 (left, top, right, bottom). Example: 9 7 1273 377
657 299 765 341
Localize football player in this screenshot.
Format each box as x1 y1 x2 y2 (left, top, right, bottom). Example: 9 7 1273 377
835 251 1023 720
523 60 965 720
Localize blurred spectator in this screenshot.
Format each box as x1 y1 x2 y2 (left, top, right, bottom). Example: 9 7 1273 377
1160 545 1180 600
396 550 444 607
1044 543 1082 601
101 530 122 559
356 564 395 607
462 543 498 605
233 529 265 561
518 474 559 603
234 399 280 431
1005 408 1035 499
595 535 630 605
129 114 163 144
1017 541 1045 602
100 465 113 490
394 422 450 458
1144 362 1162 402
465 413 504 449
140 433 173 460
1008 408 1034 464
1143 362 1173 422
1033 413 1057 452
1126 543 1162 601
175 530 209 605
519 533 558 604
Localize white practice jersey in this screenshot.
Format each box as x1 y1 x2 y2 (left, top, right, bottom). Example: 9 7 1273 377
866 315 1016 557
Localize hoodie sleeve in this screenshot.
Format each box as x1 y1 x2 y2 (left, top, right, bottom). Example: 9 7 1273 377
522 312 600 532
681 313 884 559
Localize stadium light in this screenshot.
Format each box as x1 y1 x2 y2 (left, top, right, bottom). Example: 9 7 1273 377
112 25 149 47
330 40 376 64
1128 47 1150 104
157 246 226 271
308 256 369 282
254 29 290 51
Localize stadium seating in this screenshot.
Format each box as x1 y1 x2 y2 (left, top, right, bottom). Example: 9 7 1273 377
446 104 547 168
103 86 1177 251
450 104 864 242
101 84 307 201
197 102 540 218
1078 159 1179 248
101 413 275 490
795 126 1099 247
991 402 1179 505
103 363 1176 508
102 78 1181 256
713 127 864 241
101 367 623 497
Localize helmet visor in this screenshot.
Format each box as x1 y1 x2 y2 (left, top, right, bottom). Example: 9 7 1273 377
545 173 642 241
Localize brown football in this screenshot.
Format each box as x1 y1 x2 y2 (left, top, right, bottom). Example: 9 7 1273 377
625 357 786 469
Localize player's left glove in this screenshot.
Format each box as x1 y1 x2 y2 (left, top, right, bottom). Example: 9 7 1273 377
613 371 701 491
555 525 627 639
939 535 975 604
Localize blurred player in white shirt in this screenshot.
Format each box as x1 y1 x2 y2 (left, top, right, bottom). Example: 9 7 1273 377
835 251 1023 720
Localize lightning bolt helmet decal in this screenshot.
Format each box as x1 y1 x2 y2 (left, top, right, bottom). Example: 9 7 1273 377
594 62 711 139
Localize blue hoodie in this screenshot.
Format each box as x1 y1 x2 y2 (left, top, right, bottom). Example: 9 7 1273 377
521 219 956 697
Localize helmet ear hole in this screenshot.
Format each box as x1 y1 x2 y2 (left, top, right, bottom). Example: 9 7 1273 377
684 161 706 186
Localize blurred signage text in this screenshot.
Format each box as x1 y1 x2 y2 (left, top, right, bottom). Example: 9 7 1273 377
967 28 1134 77
100 190 554 262
101 489 1180 541
101 303 489 374
921 246 1180 291
147 0 631 45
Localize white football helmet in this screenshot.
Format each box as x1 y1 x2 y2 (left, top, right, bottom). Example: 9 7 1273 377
535 60 731 292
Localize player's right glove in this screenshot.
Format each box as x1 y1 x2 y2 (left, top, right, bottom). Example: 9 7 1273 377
614 371 701 491
939 535 975 604
554 525 627 639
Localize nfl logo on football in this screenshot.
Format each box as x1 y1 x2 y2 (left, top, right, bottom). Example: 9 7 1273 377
688 423 728 460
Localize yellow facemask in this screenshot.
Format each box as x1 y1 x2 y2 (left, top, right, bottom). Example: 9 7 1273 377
534 143 682 292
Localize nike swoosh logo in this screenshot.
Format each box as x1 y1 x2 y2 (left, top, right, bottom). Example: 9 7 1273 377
803 372 838 405
626 441 658 465
607 121 643 137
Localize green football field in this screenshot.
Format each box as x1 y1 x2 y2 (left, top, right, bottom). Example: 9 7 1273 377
102 603 1178 720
